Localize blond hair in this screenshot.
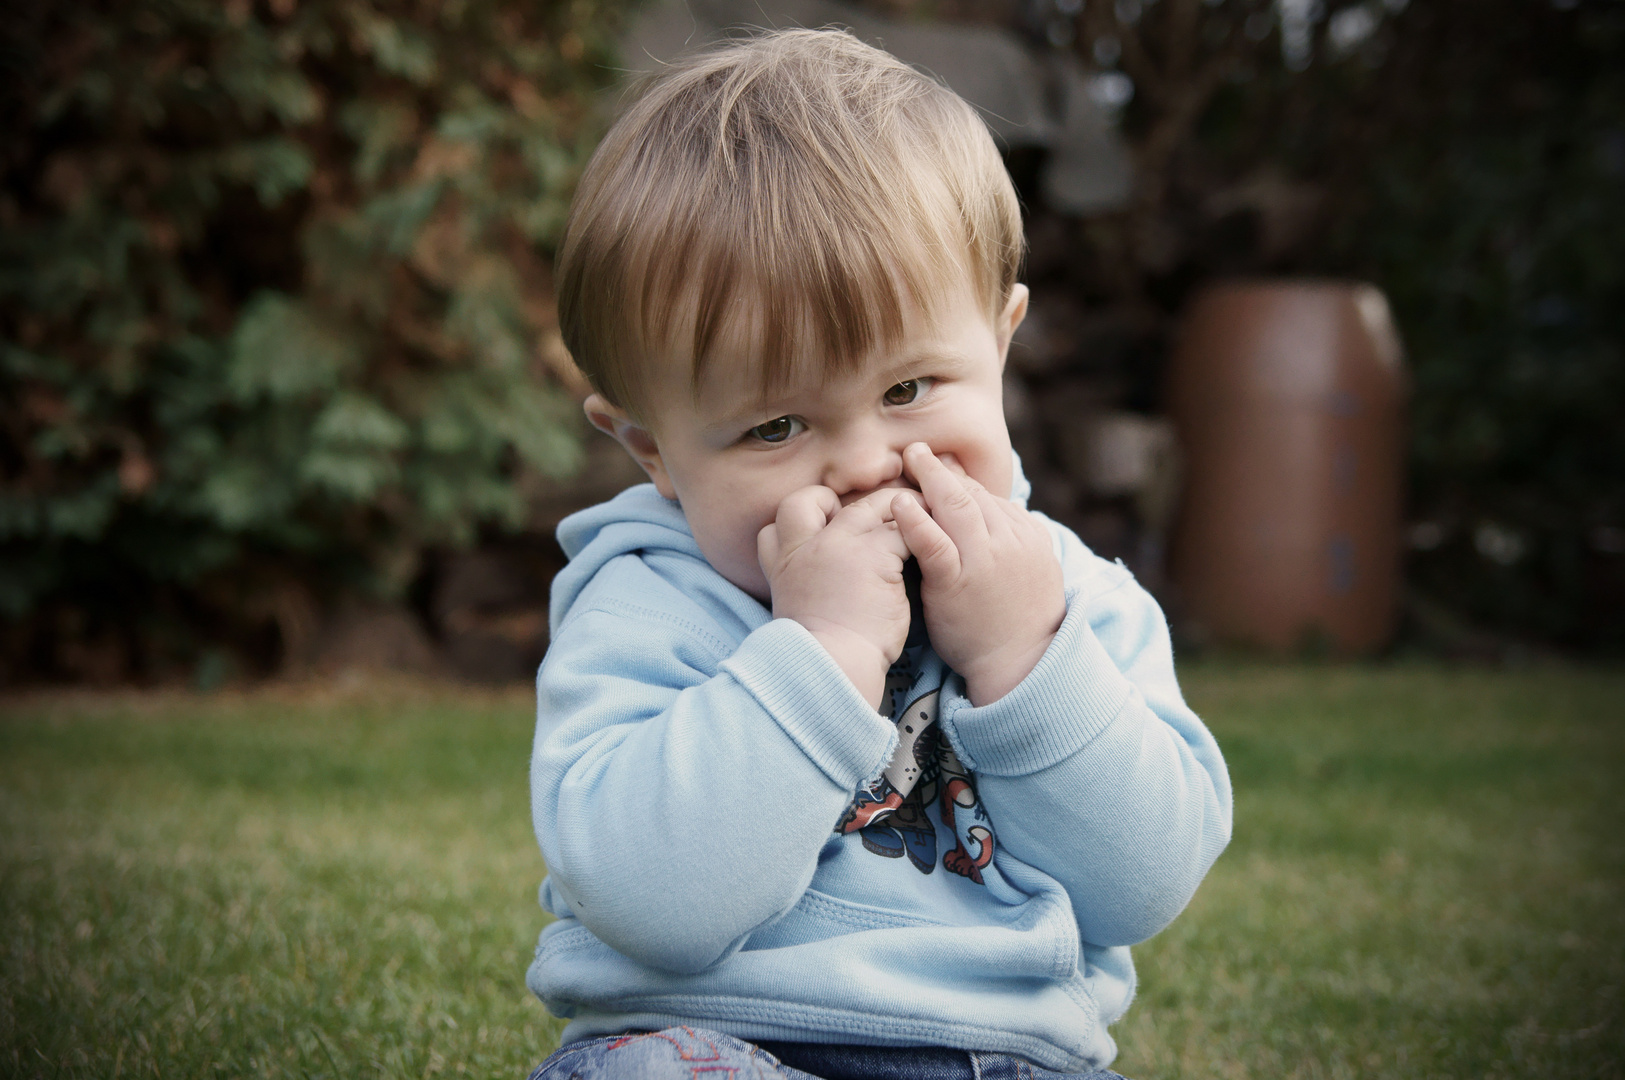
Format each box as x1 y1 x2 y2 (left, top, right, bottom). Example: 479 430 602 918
556 28 1024 417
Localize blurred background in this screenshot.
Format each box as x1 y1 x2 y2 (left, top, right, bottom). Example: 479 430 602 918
4 8 1624 1077
3 0 1622 687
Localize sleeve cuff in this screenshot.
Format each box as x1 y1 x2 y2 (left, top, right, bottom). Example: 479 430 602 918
721 618 898 790
940 588 1134 776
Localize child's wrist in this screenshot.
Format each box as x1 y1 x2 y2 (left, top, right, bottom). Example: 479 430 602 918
801 622 892 709
959 632 1056 707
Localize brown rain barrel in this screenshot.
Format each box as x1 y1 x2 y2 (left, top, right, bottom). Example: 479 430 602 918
1166 280 1406 655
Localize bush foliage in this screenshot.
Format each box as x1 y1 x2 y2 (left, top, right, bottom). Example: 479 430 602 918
1286 0 1625 650
3 0 1620 680
1042 0 1624 652
1 0 626 680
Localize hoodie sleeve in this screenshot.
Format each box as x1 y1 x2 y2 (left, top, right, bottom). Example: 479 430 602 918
938 519 1232 948
532 562 898 975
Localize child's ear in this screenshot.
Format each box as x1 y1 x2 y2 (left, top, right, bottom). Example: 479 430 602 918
995 284 1030 370
583 394 677 501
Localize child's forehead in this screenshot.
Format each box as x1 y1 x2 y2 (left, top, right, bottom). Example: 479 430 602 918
681 298 943 410
673 261 969 368
683 298 988 429
679 336 866 425
694 352 861 419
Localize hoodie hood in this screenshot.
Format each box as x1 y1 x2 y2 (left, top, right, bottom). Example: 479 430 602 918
550 485 701 632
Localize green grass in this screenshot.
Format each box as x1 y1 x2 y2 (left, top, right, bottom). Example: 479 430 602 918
0 681 563 1079
1114 664 1625 1080
2 665 1623 1079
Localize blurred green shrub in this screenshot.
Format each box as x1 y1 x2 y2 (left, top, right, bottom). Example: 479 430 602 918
0 0 627 680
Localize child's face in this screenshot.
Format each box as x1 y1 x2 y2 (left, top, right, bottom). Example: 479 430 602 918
587 277 1028 603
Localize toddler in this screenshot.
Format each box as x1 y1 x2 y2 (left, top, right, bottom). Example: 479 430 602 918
525 28 1231 1080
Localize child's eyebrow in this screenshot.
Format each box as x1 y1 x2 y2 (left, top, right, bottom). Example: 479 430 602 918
702 390 806 434
878 346 976 382
712 384 798 420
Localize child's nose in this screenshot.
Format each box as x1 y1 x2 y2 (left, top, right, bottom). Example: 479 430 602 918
823 425 905 500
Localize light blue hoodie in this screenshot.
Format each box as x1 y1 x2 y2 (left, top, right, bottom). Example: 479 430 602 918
528 465 1231 1072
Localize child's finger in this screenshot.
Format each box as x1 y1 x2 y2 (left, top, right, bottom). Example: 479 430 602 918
872 517 913 566
908 448 1025 543
966 480 1024 542
836 502 914 565
757 520 783 573
828 487 904 534
903 443 988 551
893 490 962 583
990 491 1041 534
773 485 842 549
937 466 1005 516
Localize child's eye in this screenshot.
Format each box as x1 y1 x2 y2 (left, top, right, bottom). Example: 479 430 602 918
883 378 932 406
747 416 801 443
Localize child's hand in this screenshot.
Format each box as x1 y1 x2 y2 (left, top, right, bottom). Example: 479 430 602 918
758 486 913 709
893 443 1065 706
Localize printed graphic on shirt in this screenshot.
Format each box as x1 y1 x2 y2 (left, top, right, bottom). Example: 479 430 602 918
835 649 996 884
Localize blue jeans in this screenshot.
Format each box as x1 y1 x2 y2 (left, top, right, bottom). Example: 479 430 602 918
525 1026 1131 1080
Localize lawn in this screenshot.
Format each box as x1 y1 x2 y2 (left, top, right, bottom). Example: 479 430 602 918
2 664 1622 1079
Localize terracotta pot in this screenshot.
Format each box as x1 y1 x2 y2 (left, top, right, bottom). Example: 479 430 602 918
1166 280 1406 655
